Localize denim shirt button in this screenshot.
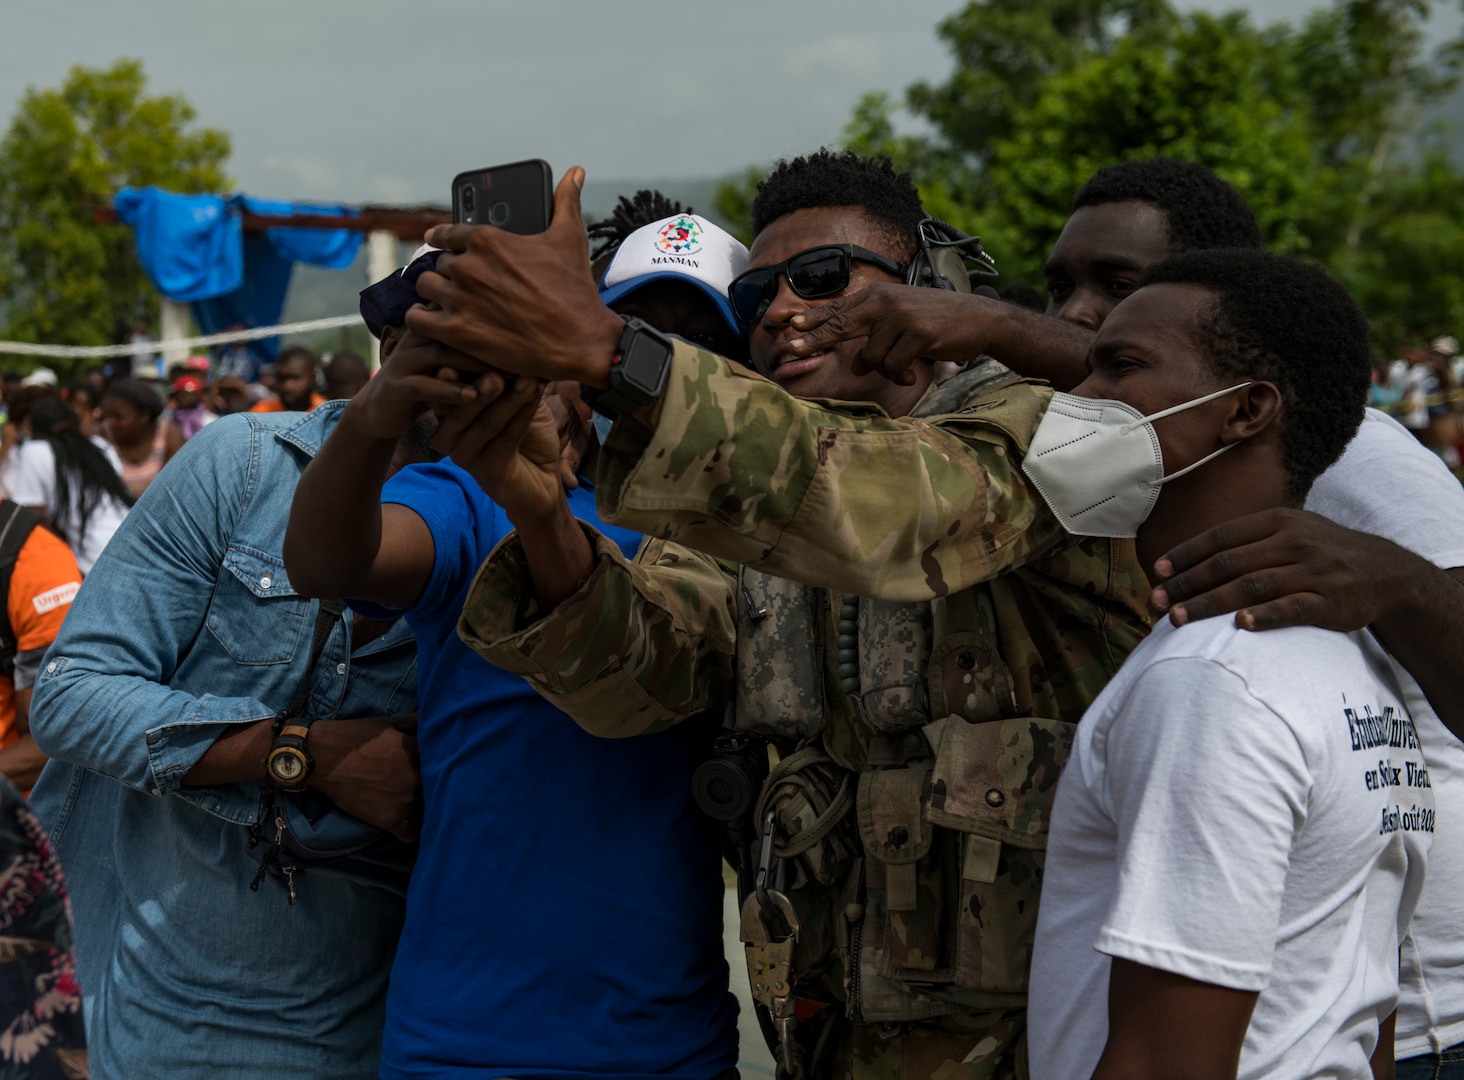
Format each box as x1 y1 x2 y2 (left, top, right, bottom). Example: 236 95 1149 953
260 576 272 590
46 662 56 674
336 663 346 676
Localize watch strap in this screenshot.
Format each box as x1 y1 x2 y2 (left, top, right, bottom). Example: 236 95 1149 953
583 317 674 419
267 716 316 791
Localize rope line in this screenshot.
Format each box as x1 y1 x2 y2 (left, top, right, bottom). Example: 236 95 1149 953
0 314 364 360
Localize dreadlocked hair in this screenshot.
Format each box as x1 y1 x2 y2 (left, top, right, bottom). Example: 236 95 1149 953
588 190 689 280
27 395 134 551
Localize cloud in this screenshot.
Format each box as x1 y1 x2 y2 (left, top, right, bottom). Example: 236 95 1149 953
784 34 887 76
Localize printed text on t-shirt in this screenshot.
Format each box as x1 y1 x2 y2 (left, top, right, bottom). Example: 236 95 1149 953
1345 704 1419 752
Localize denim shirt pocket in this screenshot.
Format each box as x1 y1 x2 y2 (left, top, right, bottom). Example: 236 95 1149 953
206 546 310 665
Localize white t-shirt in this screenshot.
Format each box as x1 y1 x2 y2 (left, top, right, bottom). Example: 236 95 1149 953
1403 365 1437 430
0 439 129 574
1308 406 1464 1058
1029 617 1433 1080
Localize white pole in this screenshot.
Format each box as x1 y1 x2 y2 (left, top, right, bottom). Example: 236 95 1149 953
159 300 192 369
365 230 399 371
367 231 398 290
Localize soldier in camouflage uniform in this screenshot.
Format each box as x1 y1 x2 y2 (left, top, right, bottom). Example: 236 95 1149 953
408 152 1151 1078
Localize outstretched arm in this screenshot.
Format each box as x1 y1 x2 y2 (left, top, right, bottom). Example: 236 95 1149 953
431 376 738 738
284 327 486 606
430 372 596 611
780 282 1096 391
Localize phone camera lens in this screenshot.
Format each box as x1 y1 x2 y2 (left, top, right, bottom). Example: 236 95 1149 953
489 201 511 227
459 184 476 222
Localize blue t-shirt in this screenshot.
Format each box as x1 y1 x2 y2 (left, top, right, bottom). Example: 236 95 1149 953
364 462 737 1080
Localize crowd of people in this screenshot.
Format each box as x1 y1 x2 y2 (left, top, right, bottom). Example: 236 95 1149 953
0 151 1455 1080
1368 337 1464 470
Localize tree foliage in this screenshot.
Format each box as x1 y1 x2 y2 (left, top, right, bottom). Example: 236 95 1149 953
716 0 1464 351
0 59 231 351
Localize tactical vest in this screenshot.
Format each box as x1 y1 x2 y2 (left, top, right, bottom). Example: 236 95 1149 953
732 368 1150 1028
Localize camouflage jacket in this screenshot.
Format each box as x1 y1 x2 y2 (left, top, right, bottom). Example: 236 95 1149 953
460 343 1151 1025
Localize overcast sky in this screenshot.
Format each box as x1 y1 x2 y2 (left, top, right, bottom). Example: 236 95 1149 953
4 0 1461 208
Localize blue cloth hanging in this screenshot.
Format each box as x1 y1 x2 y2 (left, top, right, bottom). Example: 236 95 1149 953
114 188 364 371
114 189 243 303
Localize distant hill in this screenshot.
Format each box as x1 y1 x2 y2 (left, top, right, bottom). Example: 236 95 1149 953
280 173 747 344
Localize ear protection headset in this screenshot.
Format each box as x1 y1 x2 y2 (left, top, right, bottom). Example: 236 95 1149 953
905 218 1000 296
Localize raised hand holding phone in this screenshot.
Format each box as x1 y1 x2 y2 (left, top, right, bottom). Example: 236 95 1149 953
411 166 626 387
451 159 553 232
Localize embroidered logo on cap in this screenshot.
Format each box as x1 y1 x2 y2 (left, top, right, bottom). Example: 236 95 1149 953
655 216 702 255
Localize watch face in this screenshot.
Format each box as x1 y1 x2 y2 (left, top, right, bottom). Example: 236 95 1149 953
622 333 672 396
270 749 307 783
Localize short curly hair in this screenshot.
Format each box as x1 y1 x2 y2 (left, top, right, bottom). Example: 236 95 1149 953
1139 249 1368 504
750 149 925 260
1073 158 1262 253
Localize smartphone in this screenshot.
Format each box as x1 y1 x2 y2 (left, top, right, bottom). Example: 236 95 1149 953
451 159 553 233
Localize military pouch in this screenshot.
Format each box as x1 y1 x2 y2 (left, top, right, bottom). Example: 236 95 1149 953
856 760 949 981
735 570 827 742
926 714 1075 995
854 598 931 735
926 590 1017 727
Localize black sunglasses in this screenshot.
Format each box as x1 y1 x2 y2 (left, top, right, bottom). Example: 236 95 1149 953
729 244 907 324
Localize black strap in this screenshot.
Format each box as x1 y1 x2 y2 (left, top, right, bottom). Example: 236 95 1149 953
251 596 346 886
0 500 41 676
286 598 343 720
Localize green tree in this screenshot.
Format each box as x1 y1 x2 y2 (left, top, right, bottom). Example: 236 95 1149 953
712 165 764 247
902 0 1175 160
720 0 1464 350
1330 150 1464 349
0 59 231 355
971 11 1321 282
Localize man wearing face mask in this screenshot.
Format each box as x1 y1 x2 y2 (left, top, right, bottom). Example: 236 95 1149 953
782 157 1464 743
426 151 1150 1078
1027 249 1431 1080
782 157 1464 1076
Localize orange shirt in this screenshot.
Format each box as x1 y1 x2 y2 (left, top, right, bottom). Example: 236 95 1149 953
249 393 328 414
0 525 82 747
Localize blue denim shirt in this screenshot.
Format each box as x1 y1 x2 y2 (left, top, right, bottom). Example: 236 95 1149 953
29 403 418 1080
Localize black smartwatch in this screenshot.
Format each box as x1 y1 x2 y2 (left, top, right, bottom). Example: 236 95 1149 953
265 715 315 792
582 317 675 419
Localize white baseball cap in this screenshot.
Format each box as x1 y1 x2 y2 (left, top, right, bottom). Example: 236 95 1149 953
598 213 747 336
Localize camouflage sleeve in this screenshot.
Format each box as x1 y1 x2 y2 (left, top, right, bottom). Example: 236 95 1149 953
457 523 737 737
595 342 1066 602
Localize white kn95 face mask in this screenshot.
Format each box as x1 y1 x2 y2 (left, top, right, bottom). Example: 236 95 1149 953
1020 382 1253 538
